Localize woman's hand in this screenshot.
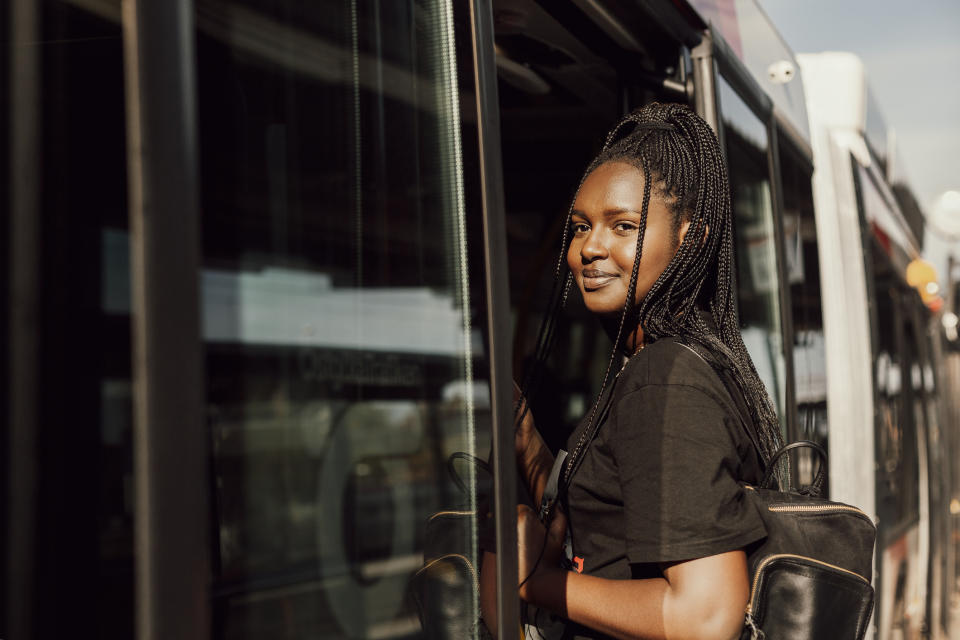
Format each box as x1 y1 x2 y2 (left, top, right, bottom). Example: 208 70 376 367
512 382 556 511
516 504 567 604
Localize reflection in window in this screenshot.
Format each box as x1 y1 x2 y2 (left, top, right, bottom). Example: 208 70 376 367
855 161 921 540
719 77 786 425
869 263 919 540
779 141 827 489
196 2 490 638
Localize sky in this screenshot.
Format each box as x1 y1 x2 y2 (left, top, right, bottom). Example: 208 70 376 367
759 0 960 265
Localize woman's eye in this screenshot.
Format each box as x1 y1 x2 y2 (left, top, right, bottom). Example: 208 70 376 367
571 222 590 234
614 222 638 233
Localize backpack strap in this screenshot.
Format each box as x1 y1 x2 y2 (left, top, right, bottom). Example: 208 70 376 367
670 338 773 487
538 450 568 522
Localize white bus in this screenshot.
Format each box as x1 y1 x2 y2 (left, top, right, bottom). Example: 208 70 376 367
801 51 957 640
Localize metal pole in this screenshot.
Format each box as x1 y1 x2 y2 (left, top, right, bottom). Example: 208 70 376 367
6 0 41 636
690 31 718 135
121 0 209 638
469 1 519 638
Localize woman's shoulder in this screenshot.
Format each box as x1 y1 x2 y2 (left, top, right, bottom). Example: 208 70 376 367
617 336 728 399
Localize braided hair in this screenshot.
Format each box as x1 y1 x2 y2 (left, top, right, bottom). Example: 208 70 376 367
518 102 786 488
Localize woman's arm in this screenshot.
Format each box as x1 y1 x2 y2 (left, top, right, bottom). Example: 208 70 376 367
481 388 555 638
514 387 554 507
518 505 749 640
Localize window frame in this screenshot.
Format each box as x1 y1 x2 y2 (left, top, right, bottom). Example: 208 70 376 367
122 1 211 638
468 1 520 637
712 36 797 444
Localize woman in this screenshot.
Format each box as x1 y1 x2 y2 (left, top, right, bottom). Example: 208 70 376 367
480 102 785 640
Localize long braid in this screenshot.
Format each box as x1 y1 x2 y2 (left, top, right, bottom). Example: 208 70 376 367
563 158 652 484
603 103 785 477
520 102 787 489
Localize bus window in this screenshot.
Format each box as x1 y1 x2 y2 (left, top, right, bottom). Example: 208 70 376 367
872 274 921 544
872 281 921 546
194 2 492 637
778 140 827 490
857 165 921 542
718 77 787 426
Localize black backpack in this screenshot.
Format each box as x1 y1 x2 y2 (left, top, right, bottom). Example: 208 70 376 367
737 441 877 639
681 341 877 639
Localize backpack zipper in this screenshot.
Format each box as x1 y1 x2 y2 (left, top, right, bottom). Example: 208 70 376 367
743 612 765 640
743 485 874 521
767 503 871 518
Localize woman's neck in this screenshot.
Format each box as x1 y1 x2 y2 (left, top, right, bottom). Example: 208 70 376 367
601 318 646 356
625 324 646 355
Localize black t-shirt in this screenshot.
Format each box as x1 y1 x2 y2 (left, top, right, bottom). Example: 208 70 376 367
562 338 766 634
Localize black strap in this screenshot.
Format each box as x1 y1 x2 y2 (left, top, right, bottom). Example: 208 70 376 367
762 440 827 495
675 338 831 494
671 339 772 486
538 449 568 522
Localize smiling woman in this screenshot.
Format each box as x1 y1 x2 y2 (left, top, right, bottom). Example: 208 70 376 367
481 102 786 640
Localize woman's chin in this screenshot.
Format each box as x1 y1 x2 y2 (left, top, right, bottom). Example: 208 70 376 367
583 298 626 318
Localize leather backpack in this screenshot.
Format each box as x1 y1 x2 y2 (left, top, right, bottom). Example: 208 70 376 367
737 442 877 639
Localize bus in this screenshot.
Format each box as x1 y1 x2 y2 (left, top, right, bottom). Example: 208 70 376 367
799 51 957 639
3 0 957 638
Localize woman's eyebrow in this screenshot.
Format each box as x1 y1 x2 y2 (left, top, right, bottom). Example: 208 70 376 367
571 207 642 217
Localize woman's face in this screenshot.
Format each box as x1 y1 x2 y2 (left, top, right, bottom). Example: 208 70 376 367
567 161 687 318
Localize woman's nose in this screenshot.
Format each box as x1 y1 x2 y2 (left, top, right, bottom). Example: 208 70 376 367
580 229 607 261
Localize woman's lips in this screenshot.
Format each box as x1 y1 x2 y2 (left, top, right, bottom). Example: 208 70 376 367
581 268 618 289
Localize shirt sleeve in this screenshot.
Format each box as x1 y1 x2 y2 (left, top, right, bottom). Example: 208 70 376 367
611 383 766 564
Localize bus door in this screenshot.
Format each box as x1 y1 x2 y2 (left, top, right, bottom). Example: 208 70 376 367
487 1 701 449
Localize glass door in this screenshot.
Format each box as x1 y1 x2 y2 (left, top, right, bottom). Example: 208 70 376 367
193 1 494 637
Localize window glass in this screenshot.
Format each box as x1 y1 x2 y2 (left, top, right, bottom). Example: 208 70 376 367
6 3 134 638
859 167 920 539
872 287 918 536
718 76 786 424
779 142 827 489
194 2 491 638
686 0 810 144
